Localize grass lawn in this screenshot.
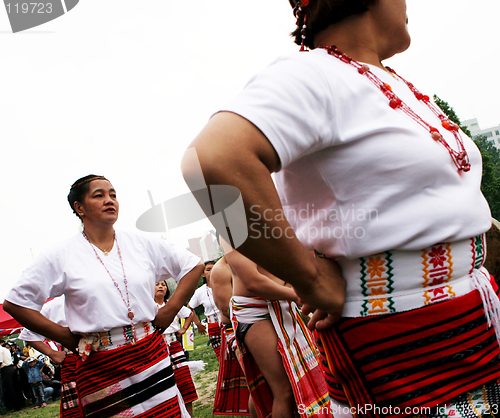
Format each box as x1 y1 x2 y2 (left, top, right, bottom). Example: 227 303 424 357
1 333 241 418
1 400 60 418
189 333 242 418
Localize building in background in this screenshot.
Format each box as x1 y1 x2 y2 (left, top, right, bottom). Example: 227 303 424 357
187 237 203 259
463 118 500 149
187 231 220 262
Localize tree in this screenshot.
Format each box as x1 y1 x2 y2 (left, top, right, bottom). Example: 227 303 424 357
473 136 500 219
474 135 500 177
434 95 500 219
433 95 472 137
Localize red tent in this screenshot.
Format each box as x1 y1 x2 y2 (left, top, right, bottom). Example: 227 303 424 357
0 304 23 336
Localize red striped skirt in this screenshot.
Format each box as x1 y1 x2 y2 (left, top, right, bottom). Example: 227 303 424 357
76 331 186 417
213 325 251 416
208 322 223 362
316 285 500 418
60 353 84 418
167 340 198 404
237 344 274 418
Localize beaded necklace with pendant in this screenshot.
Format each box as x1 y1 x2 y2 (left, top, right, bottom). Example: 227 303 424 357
318 45 471 172
82 231 137 344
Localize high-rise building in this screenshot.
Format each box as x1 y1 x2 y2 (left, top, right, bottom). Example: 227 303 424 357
187 231 220 262
463 118 500 149
187 237 203 259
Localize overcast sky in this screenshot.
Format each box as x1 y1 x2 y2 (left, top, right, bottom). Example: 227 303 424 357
1 0 499 302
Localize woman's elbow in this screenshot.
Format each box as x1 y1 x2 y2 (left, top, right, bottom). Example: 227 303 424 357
181 143 226 190
3 300 15 316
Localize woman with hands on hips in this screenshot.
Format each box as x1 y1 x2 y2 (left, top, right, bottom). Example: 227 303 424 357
4 174 204 418
183 0 499 416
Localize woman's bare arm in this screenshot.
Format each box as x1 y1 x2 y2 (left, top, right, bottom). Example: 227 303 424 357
153 263 204 332
28 340 67 365
3 301 80 351
182 112 346 329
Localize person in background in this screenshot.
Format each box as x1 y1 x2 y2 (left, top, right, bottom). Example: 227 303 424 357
188 261 223 361
16 343 35 406
154 280 198 417
7 343 25 410
4 174 204 418
221 240 331 418
40 356 61 400
210 256 256 418
22 357 47 409
0 341 21 411
19 295 83 418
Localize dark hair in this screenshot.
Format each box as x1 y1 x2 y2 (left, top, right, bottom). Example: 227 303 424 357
67 174 107 220
201 261 215 284
290 0 377 49
158 280 171 302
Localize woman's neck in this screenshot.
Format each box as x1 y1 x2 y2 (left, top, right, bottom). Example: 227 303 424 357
154 296 164 305
313 13 388 70
82 224 115 248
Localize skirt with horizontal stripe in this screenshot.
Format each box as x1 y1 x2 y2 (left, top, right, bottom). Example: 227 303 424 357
316 283 500 418
231 297 333 418
213 325 251 416
415 378 500 418
167 340 198 404
208 322 223 362
60 353 84 418
76 331 188 418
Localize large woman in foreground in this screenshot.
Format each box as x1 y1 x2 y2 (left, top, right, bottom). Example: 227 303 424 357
4 174 204 418
182 1 500 417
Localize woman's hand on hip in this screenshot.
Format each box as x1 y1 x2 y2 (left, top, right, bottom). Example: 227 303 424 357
296 256 346 331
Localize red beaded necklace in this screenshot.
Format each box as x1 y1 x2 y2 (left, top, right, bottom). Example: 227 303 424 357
318 45 471 172
83 231 137 344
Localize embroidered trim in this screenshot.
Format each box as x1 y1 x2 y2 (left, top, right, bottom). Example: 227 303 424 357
359 252 395 316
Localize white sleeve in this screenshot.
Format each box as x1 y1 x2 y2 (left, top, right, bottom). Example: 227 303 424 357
18 297 66 342
188 287 201 309
153 239 201 283
221 53 336 170
178 306 192 319
19 327 44 343
6 252 65 312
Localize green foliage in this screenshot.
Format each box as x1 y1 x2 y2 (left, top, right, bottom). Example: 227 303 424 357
191 333 220 375
474 136 500 219
433 95 472 137
474 135 500 175
2 400 59 418
434 95 500 219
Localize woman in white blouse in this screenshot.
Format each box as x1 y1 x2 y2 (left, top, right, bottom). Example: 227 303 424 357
4 174 204 418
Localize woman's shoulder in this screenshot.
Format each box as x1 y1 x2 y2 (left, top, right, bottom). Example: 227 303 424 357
115 229 164 250
38 233 86 262
257 48 346 81
116 230 177 246
116 230 198 264
236 48 352 113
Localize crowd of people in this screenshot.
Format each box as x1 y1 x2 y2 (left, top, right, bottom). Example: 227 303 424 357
0 339 62 413
3 0 500 417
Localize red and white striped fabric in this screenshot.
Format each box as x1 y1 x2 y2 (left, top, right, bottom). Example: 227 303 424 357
166 338 198 404
75 330 189 418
